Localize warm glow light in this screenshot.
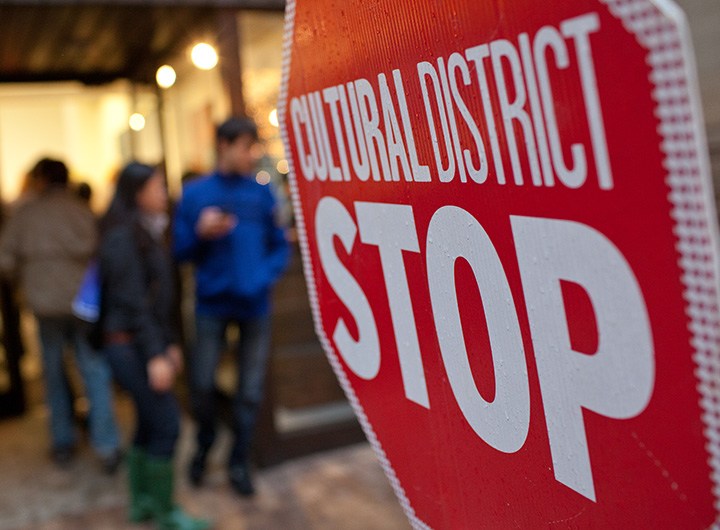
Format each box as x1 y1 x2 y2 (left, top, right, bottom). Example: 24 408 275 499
255 170 271 185
156 65 177 89
191 43 219 70
276 159 289 174
129 113 146 131
268 108 279 128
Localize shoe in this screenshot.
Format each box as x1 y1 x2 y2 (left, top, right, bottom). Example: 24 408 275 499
51 446 76 468
100 448 123 475
126 446 154 523
158 508 211 530
145 455 211 530
229 465 255 497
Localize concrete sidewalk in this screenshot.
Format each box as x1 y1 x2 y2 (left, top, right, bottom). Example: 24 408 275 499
0 395 410 530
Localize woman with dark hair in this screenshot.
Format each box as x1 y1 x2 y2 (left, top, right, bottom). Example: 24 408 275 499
98 162 209 530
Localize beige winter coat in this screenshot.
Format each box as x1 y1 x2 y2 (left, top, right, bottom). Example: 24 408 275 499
0 187 96 317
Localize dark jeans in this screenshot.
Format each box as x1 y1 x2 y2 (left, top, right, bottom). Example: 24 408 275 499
190 314 271 468
104 342 180 458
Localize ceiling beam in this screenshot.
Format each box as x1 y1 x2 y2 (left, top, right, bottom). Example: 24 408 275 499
0 71 124 85
0 0 285 9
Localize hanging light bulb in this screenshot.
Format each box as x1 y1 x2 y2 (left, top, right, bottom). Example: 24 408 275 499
129 113 146 131
156 65 177 89
191 43 219 70
268 108 279 128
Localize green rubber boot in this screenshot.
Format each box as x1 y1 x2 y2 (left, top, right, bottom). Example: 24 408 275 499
126 446 154 522
144 455 211 530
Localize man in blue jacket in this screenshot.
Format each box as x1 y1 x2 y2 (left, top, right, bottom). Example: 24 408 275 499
173 116 289 496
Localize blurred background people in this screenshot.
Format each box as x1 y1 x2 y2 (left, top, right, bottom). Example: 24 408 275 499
173 116 289 496
98 162 209 530
0 157 121 471
75 181 93 206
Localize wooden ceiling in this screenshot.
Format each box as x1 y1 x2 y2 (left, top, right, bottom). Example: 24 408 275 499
0 2 282 85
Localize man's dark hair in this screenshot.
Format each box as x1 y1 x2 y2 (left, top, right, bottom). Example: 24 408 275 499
216 116 259 144
31 157 69 186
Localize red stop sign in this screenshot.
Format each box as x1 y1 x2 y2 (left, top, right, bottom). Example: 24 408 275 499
279 0 720 527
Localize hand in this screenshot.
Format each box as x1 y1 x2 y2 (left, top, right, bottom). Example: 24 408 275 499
148 355 176 393
195 206 237 240
166 344 183 374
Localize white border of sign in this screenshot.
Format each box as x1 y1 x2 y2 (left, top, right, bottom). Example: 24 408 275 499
278 0 720 526
626 0 720 521
278 2 426 526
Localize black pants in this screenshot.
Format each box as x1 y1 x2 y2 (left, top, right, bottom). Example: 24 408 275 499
105 343 179 458
190 315 271 467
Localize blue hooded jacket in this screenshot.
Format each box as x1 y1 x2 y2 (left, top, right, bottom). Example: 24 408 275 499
173 171 289 319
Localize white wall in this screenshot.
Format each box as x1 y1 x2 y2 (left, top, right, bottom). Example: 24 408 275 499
0 81 165 211
241 10 285 159
164 62 229 194
0 96 66 201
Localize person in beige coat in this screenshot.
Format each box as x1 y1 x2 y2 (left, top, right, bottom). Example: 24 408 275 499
0 157 120 471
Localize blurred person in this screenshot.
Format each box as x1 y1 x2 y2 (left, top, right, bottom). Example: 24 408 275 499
6 166 44 215
76 181 93 205
69 181 94 424
98 162 209 530
173 116 289 496
0 157 121 471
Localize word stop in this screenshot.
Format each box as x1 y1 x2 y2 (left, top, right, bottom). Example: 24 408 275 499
315 197 655 501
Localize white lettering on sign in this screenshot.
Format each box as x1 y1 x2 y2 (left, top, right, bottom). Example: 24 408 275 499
426 206 530 453
315 197 380 379
288 12 612 191
314 200 655 501
512 216 655 501
355 201 429 408
447 53 488 184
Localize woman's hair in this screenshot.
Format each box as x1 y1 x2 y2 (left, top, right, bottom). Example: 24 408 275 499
99 161 156 234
